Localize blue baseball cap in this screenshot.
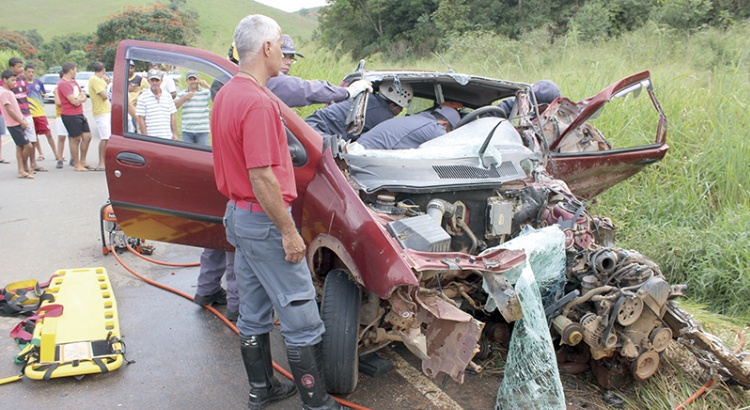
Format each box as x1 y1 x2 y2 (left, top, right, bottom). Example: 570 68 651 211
531 80 561 105
435 106 461 130
281 34 304 58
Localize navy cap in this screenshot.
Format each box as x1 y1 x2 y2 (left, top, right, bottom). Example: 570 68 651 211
435 106 460 129
281 34 304 58
531 80 561 105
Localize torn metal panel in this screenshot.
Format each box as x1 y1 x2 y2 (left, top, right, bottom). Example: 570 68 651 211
415 292 484 383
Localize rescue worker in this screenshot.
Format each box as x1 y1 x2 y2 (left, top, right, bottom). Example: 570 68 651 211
498 79 561 118
305 80 413 141
356 106 461 150
223 37 371 108
267 35 371 107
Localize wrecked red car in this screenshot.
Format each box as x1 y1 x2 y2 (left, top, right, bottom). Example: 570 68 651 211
106 40 686 393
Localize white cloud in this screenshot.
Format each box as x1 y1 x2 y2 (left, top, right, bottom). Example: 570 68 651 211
255 0 328 13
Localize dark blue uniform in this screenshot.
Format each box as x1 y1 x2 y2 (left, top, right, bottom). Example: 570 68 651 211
305 93 394 140
357 112 445 150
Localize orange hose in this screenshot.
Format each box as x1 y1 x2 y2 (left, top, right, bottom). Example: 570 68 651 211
116 243 370 410
124 242 200 267
673 375 716 410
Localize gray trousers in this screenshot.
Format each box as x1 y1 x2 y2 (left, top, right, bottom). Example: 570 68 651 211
223 202 324 346
197 248 239 311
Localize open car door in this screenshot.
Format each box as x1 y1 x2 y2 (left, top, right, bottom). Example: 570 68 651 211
105 40 322 250
545 71 669 199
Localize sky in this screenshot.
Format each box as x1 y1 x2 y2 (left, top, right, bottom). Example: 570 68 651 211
255 0 329 13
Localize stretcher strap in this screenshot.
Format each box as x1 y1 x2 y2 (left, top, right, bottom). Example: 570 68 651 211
9 304 64 343
0 276 57 316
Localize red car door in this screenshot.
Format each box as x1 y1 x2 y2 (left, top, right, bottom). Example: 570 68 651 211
105 40 322 250
546 71 669 199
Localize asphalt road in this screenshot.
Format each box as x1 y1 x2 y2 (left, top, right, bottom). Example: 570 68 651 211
0 102 502 409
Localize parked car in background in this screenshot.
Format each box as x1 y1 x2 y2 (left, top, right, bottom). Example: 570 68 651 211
41 73 59 103
106 40 750 396
75 71 95 96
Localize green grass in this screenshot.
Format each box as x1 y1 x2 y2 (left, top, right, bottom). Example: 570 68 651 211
0 0 318 54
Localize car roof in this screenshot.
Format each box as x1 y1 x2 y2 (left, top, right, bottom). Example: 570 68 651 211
343 70 531 109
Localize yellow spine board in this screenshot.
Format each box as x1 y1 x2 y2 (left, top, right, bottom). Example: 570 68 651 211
25 267 124 380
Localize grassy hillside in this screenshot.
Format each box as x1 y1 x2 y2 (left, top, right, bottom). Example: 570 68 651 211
0 0 318 54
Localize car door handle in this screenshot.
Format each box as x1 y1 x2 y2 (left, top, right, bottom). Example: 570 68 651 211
116 152 146 166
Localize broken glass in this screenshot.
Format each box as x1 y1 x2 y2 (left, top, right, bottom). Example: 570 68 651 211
482 226 567 409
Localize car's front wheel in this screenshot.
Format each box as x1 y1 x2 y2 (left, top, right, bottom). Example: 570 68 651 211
320 269 361 394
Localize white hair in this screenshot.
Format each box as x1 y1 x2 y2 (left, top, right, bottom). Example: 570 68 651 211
234 15 281 64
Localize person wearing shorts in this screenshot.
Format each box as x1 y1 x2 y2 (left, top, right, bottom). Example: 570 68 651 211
0 113 7 164
25 64 60 164
89 62 111 171
1 70 34 178
8 57 44 172
58 62 92 172
53 73 68 168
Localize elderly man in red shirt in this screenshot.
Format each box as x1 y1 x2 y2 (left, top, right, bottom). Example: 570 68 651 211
211 15 344 410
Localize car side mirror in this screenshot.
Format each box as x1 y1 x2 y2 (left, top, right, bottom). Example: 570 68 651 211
286 128 308 167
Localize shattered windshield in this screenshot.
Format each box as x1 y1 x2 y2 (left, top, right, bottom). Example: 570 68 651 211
347 117 535 161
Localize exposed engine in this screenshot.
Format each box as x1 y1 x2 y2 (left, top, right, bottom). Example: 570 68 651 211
360 171 686 387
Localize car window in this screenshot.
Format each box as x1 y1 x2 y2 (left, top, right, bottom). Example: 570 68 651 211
76 72 93 80
42 75 59 85
544 81 661 153
404 96 435 116
125 58 225 149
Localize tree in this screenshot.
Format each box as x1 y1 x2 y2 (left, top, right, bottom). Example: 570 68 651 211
39 34 92 69
0 29 38 60
319 0 440 58
18 29 44 49
86 5 200 68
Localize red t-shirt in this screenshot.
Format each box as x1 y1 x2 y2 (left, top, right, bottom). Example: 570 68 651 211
211 76 296 204
57 78 84 116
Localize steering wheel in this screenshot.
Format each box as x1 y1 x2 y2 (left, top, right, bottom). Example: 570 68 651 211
455 105 507 128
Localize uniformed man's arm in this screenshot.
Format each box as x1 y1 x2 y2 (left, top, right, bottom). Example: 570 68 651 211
248 166 306 263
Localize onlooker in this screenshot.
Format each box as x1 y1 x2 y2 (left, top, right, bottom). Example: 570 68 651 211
305 80 413 141
174 71 211 145
136 70 177 140
8 57 45 172
58 62 93 172
212 15 342 409
89 62 111 171
265 34 371 107
356 106 461 150
127 60 147 132
24 64 61 164
1 70 34 179
52 72 69 168
147 62 177 99
0 114 7 164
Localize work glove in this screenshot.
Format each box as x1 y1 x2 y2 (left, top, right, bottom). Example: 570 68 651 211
346 79 373 99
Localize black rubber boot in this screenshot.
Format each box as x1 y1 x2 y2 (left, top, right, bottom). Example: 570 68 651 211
240 334 297 410
287 344 343 410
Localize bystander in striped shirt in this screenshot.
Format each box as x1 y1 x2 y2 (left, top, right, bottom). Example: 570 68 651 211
136 88 176 139
176 87 210 133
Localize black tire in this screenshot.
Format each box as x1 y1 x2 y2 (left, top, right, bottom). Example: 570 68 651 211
320 269 361 394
